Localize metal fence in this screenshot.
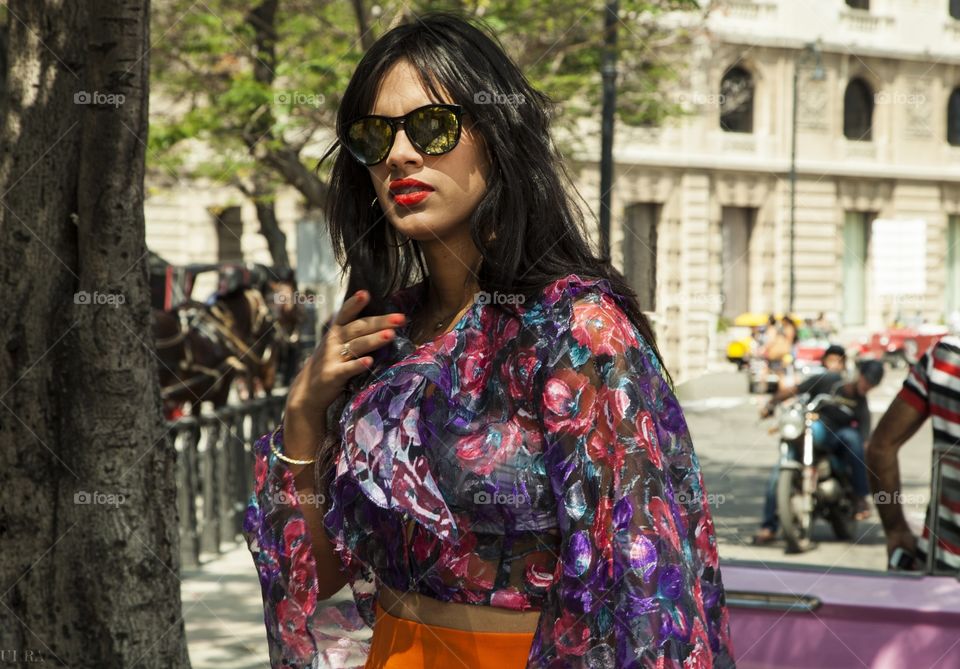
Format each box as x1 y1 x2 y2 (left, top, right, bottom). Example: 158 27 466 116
167 393 286 567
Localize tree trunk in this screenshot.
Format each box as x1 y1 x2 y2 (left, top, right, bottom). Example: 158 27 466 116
0 1 191 667
252 173 291 273
245 0 327 257
0 12 8 111
262 145 330 210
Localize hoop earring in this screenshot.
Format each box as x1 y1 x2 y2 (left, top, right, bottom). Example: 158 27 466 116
386 231 411 248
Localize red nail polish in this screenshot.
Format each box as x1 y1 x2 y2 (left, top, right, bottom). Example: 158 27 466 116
381 330 393 340
390 314 405 325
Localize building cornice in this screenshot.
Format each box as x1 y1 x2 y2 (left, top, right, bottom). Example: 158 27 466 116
711 30 960 67
569 152 960 184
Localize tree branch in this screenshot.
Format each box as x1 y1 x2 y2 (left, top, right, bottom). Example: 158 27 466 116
350 0 375 51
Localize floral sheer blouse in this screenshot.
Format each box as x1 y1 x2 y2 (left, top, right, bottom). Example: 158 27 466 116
243 273 736 668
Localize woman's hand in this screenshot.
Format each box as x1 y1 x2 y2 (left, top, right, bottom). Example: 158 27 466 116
282 289 407 457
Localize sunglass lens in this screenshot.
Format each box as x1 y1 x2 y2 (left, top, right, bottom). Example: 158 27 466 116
406 107 460 155
345 117 392 165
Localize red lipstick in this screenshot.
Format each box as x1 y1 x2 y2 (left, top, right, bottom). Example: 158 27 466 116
389 178 434 207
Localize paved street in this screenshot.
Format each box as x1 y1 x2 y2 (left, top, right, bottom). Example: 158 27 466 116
682 365 933 572
181 545 270 669
183 364 936 667
182 544 364 669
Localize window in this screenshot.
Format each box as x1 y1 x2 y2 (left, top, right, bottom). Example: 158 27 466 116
846 0 869 9
951 0 960 20
622 203 660 311
719 66 754 133
949 89 960 146
842 211 873 326
720 207 756 319
843 78 874 141
214 205 243 263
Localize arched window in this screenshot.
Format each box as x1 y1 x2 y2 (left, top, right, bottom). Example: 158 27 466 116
951 0 960 20
719 66 754 133
846 0 869 9
843 78 874 141
949 88 960 146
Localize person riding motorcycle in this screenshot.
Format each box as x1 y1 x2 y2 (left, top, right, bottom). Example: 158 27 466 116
752 357 885 545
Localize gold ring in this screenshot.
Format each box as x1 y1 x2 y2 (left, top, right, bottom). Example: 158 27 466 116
340 342 354 359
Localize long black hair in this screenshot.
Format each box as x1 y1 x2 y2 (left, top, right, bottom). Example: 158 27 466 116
311 11 671 480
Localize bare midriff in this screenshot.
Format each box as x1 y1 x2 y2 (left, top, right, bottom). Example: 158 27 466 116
376 584 542 633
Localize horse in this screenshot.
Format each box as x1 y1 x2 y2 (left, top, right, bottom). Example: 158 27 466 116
206 287 278 400
152 302 242 420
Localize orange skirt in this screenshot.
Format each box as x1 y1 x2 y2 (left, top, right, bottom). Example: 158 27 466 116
364 599 536 669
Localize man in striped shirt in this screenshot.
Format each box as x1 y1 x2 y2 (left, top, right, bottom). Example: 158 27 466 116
867 336 960 572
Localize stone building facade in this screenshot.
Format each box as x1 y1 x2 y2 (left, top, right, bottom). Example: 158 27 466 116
571 0 960 381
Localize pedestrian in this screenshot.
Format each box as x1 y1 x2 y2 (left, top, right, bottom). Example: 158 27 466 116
868 336 960 572
242 10 735 669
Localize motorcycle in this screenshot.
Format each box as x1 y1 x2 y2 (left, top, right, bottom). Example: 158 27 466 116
771 392 860 553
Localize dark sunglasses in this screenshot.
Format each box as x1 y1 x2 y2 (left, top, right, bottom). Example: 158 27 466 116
340 103 464 166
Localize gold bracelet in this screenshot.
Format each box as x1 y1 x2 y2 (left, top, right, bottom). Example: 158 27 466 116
269 424 317 465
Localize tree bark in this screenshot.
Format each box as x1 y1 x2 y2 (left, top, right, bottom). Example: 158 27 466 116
350 0 375 51
262 144 330 210
0 13 8 112
245 0 291 268
0 1 190 667
244 0 327 261
252 172 291 273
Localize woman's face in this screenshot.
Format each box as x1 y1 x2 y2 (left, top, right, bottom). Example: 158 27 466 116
365 60 490 243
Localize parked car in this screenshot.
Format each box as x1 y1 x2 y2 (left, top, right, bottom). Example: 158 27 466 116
792 339 830 379
727 438 959 667
724 559 960 668
856 324 949 368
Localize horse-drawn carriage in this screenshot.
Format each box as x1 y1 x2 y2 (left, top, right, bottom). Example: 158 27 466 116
149 252 305 420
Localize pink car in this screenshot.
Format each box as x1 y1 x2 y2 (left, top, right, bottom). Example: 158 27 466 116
724 560 960 667
856 326 949 367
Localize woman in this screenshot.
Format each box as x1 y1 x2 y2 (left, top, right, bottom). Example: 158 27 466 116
243 11 736 669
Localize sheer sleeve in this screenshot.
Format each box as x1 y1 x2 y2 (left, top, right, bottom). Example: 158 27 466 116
525 291 736 668
242 424 372 669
